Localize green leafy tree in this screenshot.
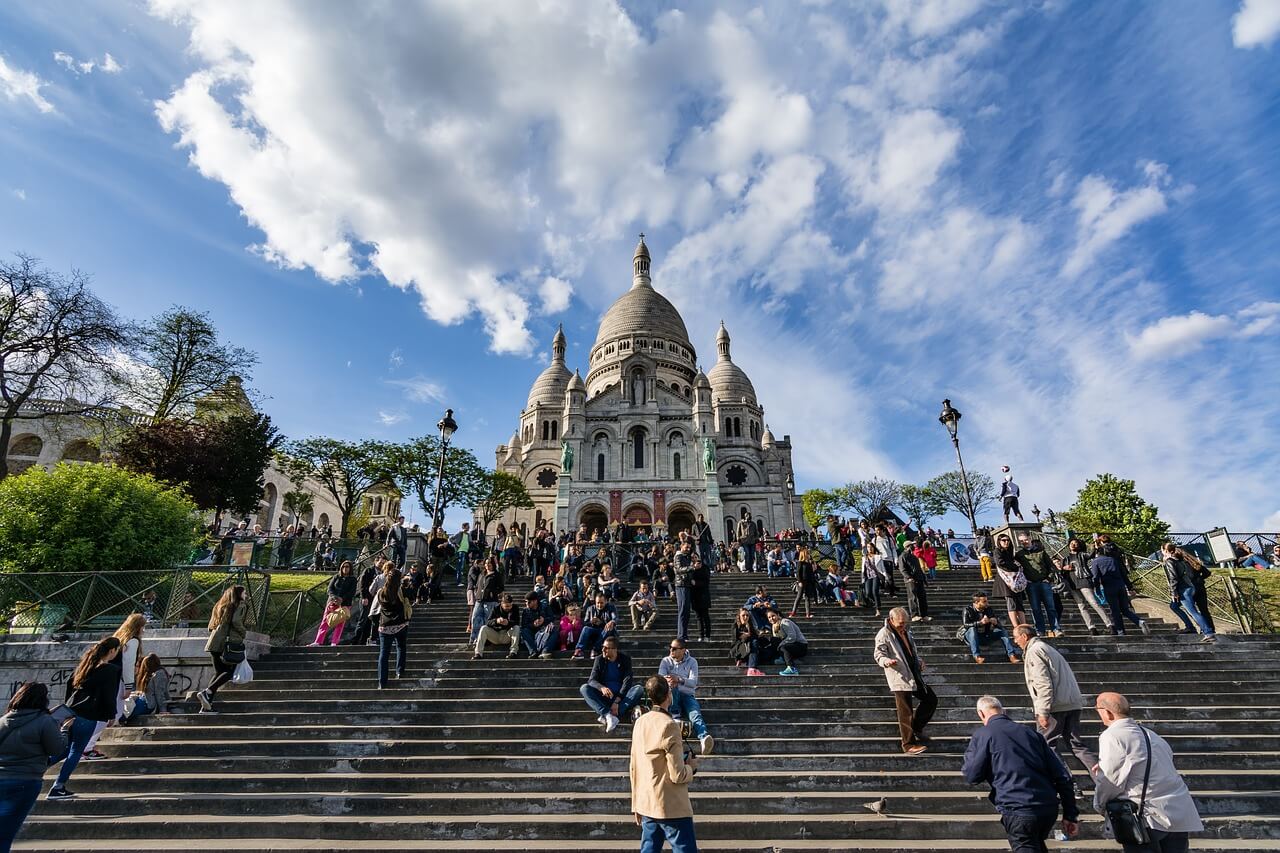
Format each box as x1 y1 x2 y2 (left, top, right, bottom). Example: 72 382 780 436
926 470 998 530
117 413 281 528
282 437 389 537
379 436 486 527
1061 473 1170 556
0 462 199 572
128 307 257 422
800 488 839 529
838 477 901 521
472 470 534 535
282 489 313 526
896 484 946 533
0 255 129 479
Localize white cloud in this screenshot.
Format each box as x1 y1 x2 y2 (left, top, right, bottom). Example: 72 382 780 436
0 55 55 113
870 110 962 212
1264 510 1280 530
10 188 25 201
377 410 407 426
883 0 987 39
538 276 573 314
1061 162 1172 278
1130 301 1280 359
385 375 446 405
387 348 403 369
1233 0 1280 48
53 50 123 75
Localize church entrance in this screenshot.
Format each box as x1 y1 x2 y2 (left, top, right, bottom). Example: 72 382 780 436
667 506 695 537
623 505 652 527
579 506 608 539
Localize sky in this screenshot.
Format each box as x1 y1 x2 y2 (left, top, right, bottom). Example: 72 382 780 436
1 0 1278 533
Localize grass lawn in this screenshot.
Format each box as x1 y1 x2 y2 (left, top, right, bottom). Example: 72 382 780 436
1215 567 1280 629
266 571 331 592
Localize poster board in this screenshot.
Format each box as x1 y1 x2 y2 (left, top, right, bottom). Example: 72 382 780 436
1205 527 1236 565
946 538 979 568
230 541 255 567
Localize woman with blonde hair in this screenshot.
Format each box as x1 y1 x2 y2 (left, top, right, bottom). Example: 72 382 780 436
197 585 251 713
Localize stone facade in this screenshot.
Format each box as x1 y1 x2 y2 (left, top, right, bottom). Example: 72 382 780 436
497 238 798 542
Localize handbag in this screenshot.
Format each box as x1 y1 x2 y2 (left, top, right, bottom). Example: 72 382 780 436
1105 726 1153 846
221 640 247 664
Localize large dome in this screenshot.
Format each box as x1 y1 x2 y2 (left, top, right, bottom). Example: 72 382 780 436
526 325 572 408
592 235 694 353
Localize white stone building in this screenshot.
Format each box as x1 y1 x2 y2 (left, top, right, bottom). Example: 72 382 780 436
497 237 799 542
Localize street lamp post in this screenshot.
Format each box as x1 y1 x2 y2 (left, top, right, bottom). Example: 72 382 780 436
785 473 796 531
432 408 458 529
938 399 978 538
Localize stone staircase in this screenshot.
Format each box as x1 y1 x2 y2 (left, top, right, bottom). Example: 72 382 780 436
16 565 1280 851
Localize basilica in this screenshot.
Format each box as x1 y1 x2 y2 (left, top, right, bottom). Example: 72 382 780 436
496 237 799 542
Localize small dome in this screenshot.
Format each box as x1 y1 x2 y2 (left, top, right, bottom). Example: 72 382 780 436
634 234 650 262
507 430 522 449
761 425 776 448
526 326 572 408
567 369 586 393
695 369 710 389
708 322 757 405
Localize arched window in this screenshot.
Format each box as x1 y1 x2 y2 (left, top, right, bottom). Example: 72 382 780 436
597 454 605 482
551 421 559 440
630 426 646 469
673 452 681 480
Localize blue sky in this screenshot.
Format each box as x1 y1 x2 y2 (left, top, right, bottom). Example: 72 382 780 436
2 0 1278 532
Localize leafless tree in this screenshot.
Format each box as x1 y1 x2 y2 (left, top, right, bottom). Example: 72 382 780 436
0 255 129 479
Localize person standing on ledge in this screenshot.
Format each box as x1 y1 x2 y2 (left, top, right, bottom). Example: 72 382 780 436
1000 466 1025 523
630 675 699 853
962 695 1079 853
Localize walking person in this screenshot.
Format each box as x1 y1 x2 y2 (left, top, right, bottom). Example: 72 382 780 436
47 637 122 800
1015 533 1062 637
313 560 357 647
874 607 937 755
197 585 251 713
1 682 65 845
873 524 898 596
376 569 412 688
1159 543 1216 642
962 695 1079 853
861 540 886 616
899 540 931 622
789 545 819 619
736 511 759 574
1090 549 1148 636
1056 538 1113 635
630 675 699 853
1013 625 1097 787
689 556 713 643
1092 692 1203 853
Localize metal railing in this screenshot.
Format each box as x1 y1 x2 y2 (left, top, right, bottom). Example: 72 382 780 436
200 536 384 571
256 543 395 645
1 566 271 638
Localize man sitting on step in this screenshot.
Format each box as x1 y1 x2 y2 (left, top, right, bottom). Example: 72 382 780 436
573 592 620 659
658 638 714 755
579 636 646 733
629 580 659 631
744 585 777 631
473 594 521 659
519 591 560 659
961 593 1020 664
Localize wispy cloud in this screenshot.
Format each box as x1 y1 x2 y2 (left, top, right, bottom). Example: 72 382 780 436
0 55 55 113
377 410 407 426
385 375 446 405
1130 301 1280 359
10 188 25 201
1233 0 1280 48
53 50 122 76
388 348 403 369
1061 162 1173 279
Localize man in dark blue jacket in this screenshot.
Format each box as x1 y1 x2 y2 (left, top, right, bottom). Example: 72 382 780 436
962 695 1079 853
579 636 645 734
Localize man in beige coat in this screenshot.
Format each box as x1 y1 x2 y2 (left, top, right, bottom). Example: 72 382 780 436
1014 625 1097 780
630 675 699 852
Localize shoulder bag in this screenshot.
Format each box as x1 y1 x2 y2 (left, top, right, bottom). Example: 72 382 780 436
1105 726 1152 846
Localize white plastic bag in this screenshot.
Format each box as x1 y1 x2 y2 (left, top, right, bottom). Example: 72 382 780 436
231 659 254 684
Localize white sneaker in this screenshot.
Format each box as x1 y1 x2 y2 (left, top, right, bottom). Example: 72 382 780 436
604 714 620 733
196 690 213 712
700 734 715 755
1140 621 1151 635
597 715 606 725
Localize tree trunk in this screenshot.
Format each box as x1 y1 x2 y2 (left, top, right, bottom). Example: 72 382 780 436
0 414 12 480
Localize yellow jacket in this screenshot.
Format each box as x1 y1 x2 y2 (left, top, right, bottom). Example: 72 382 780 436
629 707 694 819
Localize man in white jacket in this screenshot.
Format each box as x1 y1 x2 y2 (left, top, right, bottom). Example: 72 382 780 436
1092 691 1203 853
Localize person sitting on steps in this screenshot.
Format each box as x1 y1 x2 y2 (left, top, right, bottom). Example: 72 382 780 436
473 594 520 659
961 592 1020 664
744 585 776 631
519 591 560 659
558 605 584 652
629 580 659 631
579 636 645 733
658 638 715 755
573 592 619 659
766 608 808 676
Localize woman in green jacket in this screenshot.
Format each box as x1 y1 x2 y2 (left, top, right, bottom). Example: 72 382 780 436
197 585 251 713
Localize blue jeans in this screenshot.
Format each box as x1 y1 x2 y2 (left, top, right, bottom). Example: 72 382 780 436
53 714 98 789
455 551 469 585
1101 577 1143 631
1240 555 1268 570
521 623 560 655
640 814 698 853
0 777 41 851
575 625 614 655
669 690 708 739
1174 586 1214 636
377 630 407 686
965 626 1016 657
129 696 153 719
674 588 691 641
834 543 848 568
862 575 881 610
579 682 645 718
469 601 495 643
1026 581 1061 633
